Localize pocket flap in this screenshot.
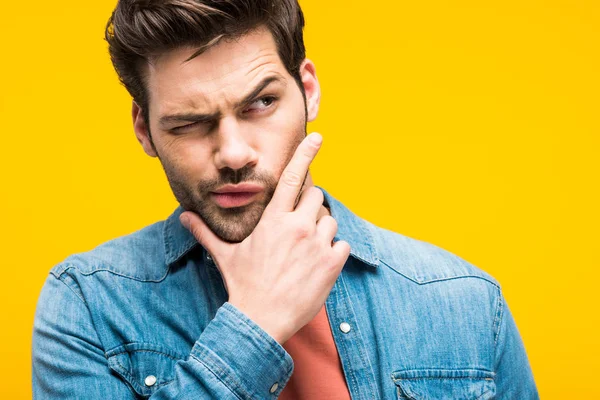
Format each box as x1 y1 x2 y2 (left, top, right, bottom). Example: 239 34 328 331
107 343 185 397
391 369 496 400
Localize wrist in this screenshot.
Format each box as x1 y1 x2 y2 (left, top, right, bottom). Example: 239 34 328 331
228 301 290 344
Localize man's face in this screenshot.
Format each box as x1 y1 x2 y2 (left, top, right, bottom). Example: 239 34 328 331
133 26 320 243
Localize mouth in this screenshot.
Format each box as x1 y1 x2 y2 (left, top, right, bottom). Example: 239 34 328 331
211 183 264 208
211 192 261 208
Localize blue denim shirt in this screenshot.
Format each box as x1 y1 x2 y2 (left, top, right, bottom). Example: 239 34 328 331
32 186 538 399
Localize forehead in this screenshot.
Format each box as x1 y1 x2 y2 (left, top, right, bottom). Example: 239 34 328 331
145 26 288 116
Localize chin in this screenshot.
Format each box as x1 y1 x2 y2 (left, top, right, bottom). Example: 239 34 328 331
210 221 254 243
201 202 265 243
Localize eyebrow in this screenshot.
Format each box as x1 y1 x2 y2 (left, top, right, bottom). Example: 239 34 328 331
158 75 287 129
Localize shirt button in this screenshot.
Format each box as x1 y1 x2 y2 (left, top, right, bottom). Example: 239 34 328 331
339 322 351 333
270 382 279 393
144 375 157 387
206 253 213 263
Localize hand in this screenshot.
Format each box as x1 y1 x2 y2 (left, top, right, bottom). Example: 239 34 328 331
180 132 351 344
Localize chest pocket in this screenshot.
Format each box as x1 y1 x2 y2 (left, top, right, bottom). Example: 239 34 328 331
107 343 186 398
391 369 496 400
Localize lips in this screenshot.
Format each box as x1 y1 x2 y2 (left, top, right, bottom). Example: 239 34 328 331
211 183 263 208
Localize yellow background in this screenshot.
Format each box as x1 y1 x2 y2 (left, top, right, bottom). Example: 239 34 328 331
1 0 598 398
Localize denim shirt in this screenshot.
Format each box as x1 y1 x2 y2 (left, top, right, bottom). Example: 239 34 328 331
32 186 538 399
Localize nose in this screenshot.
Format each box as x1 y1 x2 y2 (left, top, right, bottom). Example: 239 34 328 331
213 117 258 171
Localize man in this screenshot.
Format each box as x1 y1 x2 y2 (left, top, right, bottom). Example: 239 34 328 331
32 0 538 398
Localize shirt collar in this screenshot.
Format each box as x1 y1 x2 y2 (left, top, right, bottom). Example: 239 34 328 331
163 185 379 268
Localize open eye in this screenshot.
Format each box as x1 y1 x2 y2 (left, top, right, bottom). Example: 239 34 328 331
244 96 278 113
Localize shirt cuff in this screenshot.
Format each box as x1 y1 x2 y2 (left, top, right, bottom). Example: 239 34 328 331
190 301 294 399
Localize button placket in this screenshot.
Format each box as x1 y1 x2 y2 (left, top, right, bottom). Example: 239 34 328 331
325 269 381 399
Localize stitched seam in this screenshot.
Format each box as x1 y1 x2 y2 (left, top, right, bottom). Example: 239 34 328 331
393 378 494 400
79 264 172 282
113 356 173 390
54 258 172 282
493 286 505 346
50 271 109 369
51 265 68 279
164 216 175 263
339 272 381 400
476 388 493 400
223 304 285 362
54 274 86 303
396 384 412 400
319 186 379 267
112 357 143 394
122 381 139 398
393 380 494 400
164 213 199 265
114 357 132 379
330 282 360 399
395 377 495 381
380 259 500 288
111 354 177 391
360 220 380 265
189 352 246 400
337 284 361 399
391 368 495 375
220 304 294 395
106 342 187 360
110 348 183 361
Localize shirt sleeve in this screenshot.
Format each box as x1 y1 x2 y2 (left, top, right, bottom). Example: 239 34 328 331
493 292 539 399
32 273 294 399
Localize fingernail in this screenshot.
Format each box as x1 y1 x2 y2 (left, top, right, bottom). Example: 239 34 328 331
179 214 190 230
309 132 322 146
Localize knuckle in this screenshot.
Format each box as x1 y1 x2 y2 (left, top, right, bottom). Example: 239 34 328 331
340 240 351 253
311 187 324 202
299 144 314 159
320 215 337 229
325 214 337 225
330 217 338 232
281 170 303 187
325 256 342 273
296 225 311 239
293 220 312 239
338 241 351 257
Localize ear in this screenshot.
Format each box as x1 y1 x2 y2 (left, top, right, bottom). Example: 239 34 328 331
298 59 321 122
132 101 158 157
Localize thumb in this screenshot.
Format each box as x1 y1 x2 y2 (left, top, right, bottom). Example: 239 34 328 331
179 211 224 258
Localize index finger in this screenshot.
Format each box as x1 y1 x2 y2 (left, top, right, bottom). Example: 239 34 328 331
267 132 322 213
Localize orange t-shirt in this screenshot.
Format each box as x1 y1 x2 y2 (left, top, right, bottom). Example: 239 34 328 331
278 304 351 399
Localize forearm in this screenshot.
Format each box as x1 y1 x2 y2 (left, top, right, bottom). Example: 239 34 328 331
32 275 293 399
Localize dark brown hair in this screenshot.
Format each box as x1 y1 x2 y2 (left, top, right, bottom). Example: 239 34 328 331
104 0 306 127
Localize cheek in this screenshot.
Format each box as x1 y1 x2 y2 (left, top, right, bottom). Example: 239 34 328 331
158 137 212 178
257 120 303 169
259 97 306 157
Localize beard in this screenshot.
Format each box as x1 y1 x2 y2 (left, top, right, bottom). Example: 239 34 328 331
158 124 306 243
